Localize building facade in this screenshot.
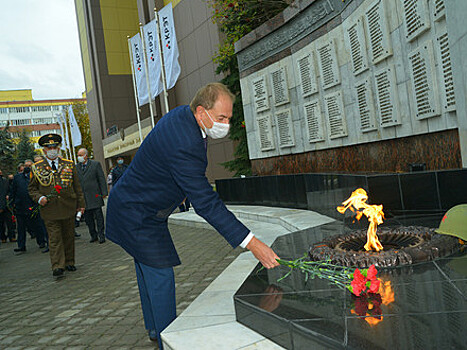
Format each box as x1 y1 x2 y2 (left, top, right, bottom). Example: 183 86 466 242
0 89 85 148
74 0 236 181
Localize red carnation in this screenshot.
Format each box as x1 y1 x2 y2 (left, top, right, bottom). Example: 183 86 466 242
367 265 378 280
369 279 381 294
95 194 99 198
351 279 365 296
54 184 62 194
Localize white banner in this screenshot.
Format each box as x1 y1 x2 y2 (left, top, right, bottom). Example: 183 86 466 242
68 105 82 147
143 20 163 99
130 33 149 106
159 3 181 90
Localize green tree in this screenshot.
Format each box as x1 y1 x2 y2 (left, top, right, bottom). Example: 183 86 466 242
15 129 37 163
0 124 17 174
208 0 291 176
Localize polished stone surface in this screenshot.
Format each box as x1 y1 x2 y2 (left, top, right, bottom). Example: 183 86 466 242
163 206 335 349
235 220 467 349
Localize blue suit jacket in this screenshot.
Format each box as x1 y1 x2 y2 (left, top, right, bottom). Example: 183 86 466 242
106 105 249 268
10 173 36 215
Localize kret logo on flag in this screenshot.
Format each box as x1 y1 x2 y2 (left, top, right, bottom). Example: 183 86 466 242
143 20 163 99
158 3 181 90
130 33 149 106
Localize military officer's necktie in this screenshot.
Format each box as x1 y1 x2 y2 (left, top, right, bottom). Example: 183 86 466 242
51 161 57 171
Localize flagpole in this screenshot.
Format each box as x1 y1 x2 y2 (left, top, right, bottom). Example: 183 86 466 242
66 108 78 164
139 23 156 128
154 7 170 115
61 111 72 160
128 36 144 145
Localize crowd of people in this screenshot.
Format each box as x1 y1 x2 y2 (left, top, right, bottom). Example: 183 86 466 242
0 136 128 279
2 83 279 349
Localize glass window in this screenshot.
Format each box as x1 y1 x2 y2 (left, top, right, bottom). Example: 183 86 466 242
0 108 8 114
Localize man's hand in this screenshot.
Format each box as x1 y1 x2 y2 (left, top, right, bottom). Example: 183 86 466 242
246 236 280 269
39 197 48 206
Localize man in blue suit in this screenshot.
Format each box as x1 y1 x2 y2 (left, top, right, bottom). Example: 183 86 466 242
10 159 48 254
106 83 279 348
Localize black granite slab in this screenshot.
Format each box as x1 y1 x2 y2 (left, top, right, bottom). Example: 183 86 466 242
215 170 467 216
234 219 467 349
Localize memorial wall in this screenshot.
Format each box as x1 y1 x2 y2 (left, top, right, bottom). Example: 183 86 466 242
236 0 462 175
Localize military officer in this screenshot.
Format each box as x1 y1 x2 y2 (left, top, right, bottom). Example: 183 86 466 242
28 133 85 279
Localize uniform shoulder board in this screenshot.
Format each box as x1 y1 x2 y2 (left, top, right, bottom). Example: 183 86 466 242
61 158 74 163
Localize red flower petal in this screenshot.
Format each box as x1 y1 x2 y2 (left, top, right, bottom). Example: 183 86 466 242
351 279 364 296
369 279 381 294
353 269 365 283
367 265 378 280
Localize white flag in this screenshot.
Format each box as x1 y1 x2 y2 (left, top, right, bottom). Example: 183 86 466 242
130 33 149 106
68 105 82 147
159 3 181 90
57 113 70 151
143 20 163 99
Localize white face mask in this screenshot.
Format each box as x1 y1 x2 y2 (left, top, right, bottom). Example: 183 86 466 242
77 156 85 163
202 109 230 139
46 148 59 160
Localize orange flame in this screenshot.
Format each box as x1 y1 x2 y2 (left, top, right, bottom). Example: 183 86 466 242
337 188 384 252
378 280 395 305
351 279 395 327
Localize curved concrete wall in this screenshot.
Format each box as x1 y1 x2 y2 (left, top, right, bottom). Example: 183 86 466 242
236 0 463 173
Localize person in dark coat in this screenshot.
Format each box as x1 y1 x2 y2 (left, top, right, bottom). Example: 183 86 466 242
76 148 108 243
106 83 279 348
10 159 48 253
110 156 128 186
0 169 16 243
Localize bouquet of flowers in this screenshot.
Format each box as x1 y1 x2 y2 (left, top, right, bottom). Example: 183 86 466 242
29 184 62 218
275 256 380 296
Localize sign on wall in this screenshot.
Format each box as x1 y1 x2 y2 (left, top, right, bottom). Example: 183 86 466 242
408 40 440 120
296 52 318 97
271 67 290 106
252 76 270 113
324 91 347 139
317 39 341 90
257 114 275 151
275 109 295 148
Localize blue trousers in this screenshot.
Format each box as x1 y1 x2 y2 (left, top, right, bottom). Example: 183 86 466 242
17 213 47 250
134 260 176 349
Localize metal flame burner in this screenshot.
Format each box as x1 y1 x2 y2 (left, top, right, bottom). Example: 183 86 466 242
309 226 461 268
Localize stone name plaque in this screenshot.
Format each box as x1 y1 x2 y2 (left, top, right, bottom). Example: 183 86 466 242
297 52 318 97
257 114 275 151
317 39 341 90
275 109 295 148
271 67 290 106
252 76 269 113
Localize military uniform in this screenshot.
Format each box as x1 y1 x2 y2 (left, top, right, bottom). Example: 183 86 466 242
28 134 85 272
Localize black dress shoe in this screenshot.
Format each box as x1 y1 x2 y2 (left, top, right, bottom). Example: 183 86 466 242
42 247 49 253
75 231 81 237
53 268 64 278
14 248 26 254
39 243 46 249
89 238 98 243
99 238 106 244
65 265 77 272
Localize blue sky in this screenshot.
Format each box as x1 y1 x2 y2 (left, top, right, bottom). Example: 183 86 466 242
0 0 85 100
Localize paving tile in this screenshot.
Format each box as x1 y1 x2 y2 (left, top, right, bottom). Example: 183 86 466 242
0 220 243 348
